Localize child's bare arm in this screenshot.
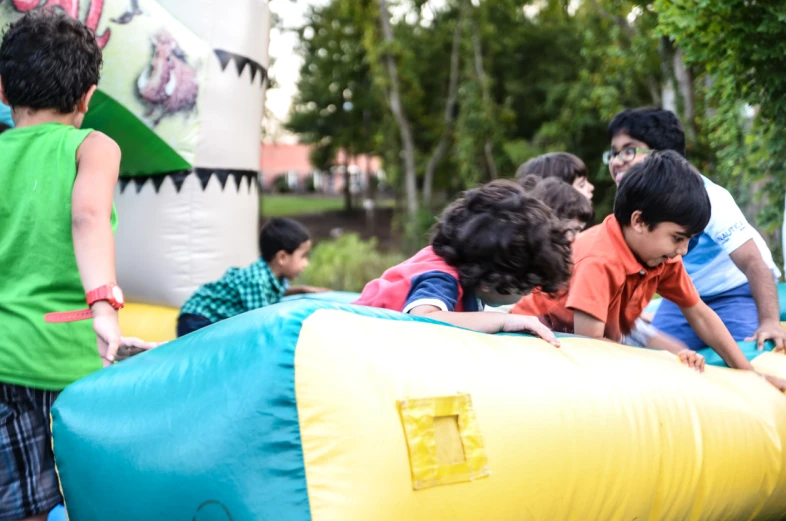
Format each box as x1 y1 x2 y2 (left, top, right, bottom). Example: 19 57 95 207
409 305 560 346
72 132 120 293
72 132 123 364
645 329 689 356
680 302 753 370
682 302 786 390
573 310 606 339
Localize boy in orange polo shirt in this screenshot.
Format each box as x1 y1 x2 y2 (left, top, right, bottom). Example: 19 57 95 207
513 151 786 391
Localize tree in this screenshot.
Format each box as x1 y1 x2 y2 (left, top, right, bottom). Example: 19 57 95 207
657 0 786 259
287 1 386 211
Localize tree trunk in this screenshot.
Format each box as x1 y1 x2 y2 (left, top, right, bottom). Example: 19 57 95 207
673 47 696 142
471 17 497 180
423 2 464 207
343 151 352 212
378 0 418 218
659 36 677 113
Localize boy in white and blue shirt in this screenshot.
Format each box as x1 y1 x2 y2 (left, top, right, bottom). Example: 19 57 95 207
604 108 783 351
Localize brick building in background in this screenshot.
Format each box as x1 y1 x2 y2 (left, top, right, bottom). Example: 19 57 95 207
259 143 383 194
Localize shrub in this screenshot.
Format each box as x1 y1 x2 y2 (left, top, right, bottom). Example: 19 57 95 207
298 233 404 292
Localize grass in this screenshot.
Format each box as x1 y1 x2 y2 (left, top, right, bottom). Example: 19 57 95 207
261 195 345 217
261 194 393 217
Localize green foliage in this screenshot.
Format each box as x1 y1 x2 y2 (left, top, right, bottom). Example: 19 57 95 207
286 1 387 192
656 0 786 241
272 175 291 194
298 234 405 291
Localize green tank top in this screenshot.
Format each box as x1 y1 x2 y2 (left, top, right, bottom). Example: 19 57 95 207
0 123 118 390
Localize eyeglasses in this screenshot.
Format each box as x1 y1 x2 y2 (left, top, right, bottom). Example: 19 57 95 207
602 147 652 165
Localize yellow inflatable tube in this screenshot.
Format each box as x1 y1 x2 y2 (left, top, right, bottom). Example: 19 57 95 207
295 311 786 521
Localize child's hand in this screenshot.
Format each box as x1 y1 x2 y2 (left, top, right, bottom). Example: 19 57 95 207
115 338 162 361
677 349 705 372
92 302 160 366
501 314 560 347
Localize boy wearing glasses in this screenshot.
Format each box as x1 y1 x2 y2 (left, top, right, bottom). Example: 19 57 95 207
604 107 784 352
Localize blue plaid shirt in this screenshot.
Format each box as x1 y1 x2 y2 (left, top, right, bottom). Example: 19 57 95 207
180 259 288 323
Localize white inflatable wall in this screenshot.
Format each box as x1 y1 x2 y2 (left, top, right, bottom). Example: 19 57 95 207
115 0 270 307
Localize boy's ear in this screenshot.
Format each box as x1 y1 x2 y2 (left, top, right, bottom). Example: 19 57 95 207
0 77 9 106
77 85 97 114
629 210 648 233
274 250 289 265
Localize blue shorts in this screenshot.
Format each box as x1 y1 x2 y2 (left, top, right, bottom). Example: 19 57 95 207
177 313 213 337
652 283 759 350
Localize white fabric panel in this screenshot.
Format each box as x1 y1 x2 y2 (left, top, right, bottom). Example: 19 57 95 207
115 173 259 307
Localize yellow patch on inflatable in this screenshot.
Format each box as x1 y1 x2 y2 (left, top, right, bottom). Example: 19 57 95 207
295 309 786 521
397 394 490 490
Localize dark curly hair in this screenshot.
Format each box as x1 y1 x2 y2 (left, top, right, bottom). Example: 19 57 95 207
608 107 686 157
431 180 573 296
520 175 594 225
0 10 102 113
515 152 588 184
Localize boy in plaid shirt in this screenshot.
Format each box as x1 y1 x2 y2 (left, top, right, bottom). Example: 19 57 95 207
177 218 326 336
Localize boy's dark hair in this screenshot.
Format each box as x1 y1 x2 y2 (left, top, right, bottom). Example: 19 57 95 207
614 150 710 236
608 108 686 157
521 175 594 225
0 10 102 113
515 152 588 184
432 179 572 295
260 218 310 261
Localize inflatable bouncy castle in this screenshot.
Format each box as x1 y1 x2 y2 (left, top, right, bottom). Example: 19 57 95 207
50 299 786 521
0 0 270 316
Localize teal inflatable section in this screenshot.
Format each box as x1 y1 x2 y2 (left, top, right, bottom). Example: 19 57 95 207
698 340 777 368
0 102 12 128
50 299 427 521
779 281 786 321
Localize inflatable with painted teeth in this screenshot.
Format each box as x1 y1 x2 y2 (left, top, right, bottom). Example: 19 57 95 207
0 0 270 311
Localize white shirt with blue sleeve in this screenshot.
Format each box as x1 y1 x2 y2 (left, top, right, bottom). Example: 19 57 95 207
683 175 780 297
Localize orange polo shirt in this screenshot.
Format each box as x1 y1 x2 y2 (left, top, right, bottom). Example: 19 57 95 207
512 215 700 341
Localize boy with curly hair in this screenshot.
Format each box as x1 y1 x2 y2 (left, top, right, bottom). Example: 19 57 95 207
0 11 154 521
354 180 573 344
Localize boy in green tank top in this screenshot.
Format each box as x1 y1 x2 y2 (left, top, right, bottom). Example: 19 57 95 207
0 11 156 521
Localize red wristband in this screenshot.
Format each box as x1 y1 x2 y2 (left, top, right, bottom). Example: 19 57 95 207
45 309 94 323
